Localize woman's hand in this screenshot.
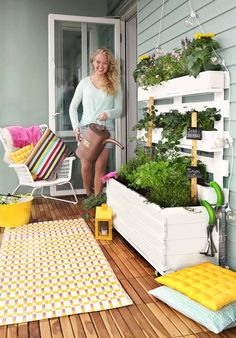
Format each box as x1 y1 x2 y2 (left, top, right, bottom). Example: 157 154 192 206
98 112 108 121
75 128 81 143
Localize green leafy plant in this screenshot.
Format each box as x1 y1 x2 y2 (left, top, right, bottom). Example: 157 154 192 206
118 156 207 208
182 33 222 77
133 33 222 88
133 107 221 160
82 192 107 221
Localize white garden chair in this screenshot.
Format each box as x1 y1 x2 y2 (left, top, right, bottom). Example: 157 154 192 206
9 156 78 204
0 124 78 204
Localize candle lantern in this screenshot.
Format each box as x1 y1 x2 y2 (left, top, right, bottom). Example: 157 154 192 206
95 203 113 240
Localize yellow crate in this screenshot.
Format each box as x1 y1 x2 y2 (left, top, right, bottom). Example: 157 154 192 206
0 195 33 227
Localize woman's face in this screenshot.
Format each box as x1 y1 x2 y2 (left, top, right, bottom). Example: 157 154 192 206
93 53 109 76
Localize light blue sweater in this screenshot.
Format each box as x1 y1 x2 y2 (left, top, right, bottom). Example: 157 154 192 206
69 76 123 131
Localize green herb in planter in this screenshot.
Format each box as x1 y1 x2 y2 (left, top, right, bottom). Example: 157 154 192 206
119 156 207 208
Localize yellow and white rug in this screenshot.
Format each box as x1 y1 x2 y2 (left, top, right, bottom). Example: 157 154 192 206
0 219 132 325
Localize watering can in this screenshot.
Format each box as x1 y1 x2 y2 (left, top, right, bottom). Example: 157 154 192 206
76 123 124 161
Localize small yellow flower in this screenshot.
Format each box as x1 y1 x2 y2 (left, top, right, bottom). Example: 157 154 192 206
139 55 150 61
194 32 202 39
194 32 215 39
204 32 215 38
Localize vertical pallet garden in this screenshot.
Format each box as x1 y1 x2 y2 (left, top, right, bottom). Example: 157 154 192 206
107 71 230 274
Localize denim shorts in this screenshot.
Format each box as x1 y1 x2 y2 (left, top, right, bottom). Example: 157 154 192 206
80 124 115 149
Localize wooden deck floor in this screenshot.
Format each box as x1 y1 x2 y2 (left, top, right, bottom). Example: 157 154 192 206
0 196 236 338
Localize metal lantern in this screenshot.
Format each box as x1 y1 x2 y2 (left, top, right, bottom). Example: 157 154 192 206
95 203 113 240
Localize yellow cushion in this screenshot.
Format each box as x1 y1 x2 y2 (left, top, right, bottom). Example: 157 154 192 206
10 144 34 164
156 262 236 311
9 144 36 180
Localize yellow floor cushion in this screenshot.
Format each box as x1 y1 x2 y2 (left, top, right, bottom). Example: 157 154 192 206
156 262 236 311
9 144 36 180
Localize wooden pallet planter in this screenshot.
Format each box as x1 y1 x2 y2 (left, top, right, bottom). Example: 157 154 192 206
107 71 230 274
107 179 218 274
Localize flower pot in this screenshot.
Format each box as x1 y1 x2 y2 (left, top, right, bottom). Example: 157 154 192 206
0 195 33 227
107 179 218 274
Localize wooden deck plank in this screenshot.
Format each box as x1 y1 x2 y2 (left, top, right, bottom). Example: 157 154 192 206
79 314 98 338
127 278 154 304
90 312 110 338
155 301 194 336
39 319 52 338
99 311 122 338
70 315 86 338
119 279 144 305
138 303 176 338
0 197 236 338
49 318 63 338
109 242 139 275
147 303 183 337
59 317 75 338
109 309 135 338
18 323 28 338
171 308 207 334
129 304 166 338
0 324 7 338
29 321 41 338
6 325 17 338
118 307 146 338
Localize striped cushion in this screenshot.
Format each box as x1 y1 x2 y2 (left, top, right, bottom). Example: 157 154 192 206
24 129 73 180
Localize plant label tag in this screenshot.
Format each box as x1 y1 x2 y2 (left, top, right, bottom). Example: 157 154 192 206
186 166 202 178
186 127 202 140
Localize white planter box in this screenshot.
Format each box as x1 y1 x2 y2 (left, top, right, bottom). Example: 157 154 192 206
138 71 229 101
137 128 163 143
137 129 226 152
180 130 225 152
107 179 218 274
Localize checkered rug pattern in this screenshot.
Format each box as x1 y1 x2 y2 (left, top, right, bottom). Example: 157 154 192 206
0 219 132 325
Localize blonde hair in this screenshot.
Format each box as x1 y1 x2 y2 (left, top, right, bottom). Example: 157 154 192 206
90 48 120 96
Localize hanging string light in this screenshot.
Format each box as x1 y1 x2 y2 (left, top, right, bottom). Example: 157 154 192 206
185 0 197 27
155 0 165 54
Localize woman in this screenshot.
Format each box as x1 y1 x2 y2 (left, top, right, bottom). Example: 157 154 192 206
69 48 122 196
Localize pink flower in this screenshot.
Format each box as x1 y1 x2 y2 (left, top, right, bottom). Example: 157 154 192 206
100 171 118 183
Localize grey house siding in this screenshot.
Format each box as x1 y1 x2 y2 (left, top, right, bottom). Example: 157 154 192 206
137 0 236 270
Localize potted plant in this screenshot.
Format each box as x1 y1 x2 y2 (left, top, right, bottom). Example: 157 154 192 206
82 192 107 221
133 32 222 89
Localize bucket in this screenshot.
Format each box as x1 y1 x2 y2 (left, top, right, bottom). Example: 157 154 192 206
0 195 33 227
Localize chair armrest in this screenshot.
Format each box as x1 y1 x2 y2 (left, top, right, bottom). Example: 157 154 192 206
9 163 35 184
56 156 76 179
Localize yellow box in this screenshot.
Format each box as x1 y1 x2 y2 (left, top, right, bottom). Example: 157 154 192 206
95 204 112 240
0 195 33 227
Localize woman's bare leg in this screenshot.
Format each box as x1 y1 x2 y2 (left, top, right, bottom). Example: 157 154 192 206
81 159 93 195
94 148 110 195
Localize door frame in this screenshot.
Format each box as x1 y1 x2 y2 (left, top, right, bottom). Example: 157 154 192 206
48 14 121 196
120 5 137 164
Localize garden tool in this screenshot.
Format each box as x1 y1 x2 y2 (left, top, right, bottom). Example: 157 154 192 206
200 224 217 257
209 181 226 266
200 181 226 260
200 199 217 257
76 123 124 161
